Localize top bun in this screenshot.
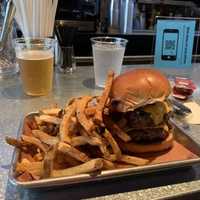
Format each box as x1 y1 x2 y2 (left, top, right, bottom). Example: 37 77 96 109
110 68 171 112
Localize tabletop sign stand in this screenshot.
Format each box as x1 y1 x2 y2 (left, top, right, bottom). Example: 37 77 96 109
153 16 200 79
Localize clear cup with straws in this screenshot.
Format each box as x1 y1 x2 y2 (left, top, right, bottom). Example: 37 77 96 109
13 0 58 37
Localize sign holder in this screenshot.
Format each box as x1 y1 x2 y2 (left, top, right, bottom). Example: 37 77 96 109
152 16 200 79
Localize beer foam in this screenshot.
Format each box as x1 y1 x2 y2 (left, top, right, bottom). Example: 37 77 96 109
17 50 53 60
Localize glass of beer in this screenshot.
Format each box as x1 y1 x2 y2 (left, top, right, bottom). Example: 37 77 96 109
15 38 55 96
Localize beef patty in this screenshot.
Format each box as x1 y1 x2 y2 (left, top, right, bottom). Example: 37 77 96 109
110 109 170 143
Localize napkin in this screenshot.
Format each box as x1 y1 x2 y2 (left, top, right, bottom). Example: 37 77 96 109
184 102 200 124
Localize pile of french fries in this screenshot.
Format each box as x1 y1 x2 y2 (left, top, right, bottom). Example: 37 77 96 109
6 71 149 182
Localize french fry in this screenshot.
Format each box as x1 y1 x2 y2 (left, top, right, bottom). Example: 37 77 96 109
5 137 30 151
85 106 97 117
34 116 42 126
86 131 111 159
29 117 38 130
16 159 43 178
33 152 43 161
68 116 78 136
120 155 149 166
51 158 103 178
23 117 36 136
102 159 115 170
71 136 102 146
54 151 81 169
17 171 33 182
94 70 114 125
66 97 77 107
104 116 131 142
21 135 49 153
20 152 35 162
62 154 82 167
49 103 59 108
103 130 122 159
76 96 94 133
106 154 117 162
43 145 57 178
78 126 110 159
39 115 62 125
32 130 59 145
114 163 135 169
40 108 62 116
58 142 90 162
23 123 33 136
79 126 90 137
98 142 111 159
41 123 59 136
59 103 76 143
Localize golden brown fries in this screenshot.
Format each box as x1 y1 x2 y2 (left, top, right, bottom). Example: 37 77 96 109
102 159 115 170
43 145 57 178
23 117 36 136
51 159 103 178
34 116 42 126
5 137 30 151
120 155 149 166
85 107 97 117
106 154 117 162
59 103 76 143
20 152 35 162
62 154 81 167
114 163 136 169
40 108 62 116
66 97 77 107
58 142 90 162
103 130 122 159
76 96 94 133
71 136 102 147
17 171 33 181
39 115 62 125
32 130 59 146
16 159 43 178
104 116 131 142
94 70 114 125
21 135 49 153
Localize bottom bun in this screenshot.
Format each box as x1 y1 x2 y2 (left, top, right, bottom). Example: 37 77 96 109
119 132 174 153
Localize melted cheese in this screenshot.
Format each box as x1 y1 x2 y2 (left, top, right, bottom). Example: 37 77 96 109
142 101 171 125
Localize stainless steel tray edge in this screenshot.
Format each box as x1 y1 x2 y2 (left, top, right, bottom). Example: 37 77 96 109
8 113 200 188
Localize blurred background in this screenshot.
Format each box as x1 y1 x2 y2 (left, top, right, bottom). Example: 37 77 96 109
1 0 200 64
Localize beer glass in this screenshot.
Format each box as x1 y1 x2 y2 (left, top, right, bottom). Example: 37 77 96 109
15 38 55 96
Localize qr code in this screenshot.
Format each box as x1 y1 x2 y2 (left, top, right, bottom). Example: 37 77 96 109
165 40 175 50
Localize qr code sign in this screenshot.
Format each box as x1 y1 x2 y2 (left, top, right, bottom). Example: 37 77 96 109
165 40 175 50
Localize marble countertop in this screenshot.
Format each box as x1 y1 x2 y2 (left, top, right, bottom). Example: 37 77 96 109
1 66 200 200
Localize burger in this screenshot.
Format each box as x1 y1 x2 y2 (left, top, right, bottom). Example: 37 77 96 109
105 68 174 153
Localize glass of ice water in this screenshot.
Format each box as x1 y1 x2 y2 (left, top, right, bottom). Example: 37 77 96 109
91 37 128 87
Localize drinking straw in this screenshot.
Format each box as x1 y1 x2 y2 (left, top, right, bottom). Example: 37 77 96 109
14 0 58 37
19 0 29 37
32 0 36 37
45 0 51 37
39 0 45 37
13 0 24 35
34 0 40 37
26 0 32 37
49 0 58 37
42 0 47 37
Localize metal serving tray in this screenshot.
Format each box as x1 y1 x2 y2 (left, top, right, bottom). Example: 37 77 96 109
8 113 200 188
